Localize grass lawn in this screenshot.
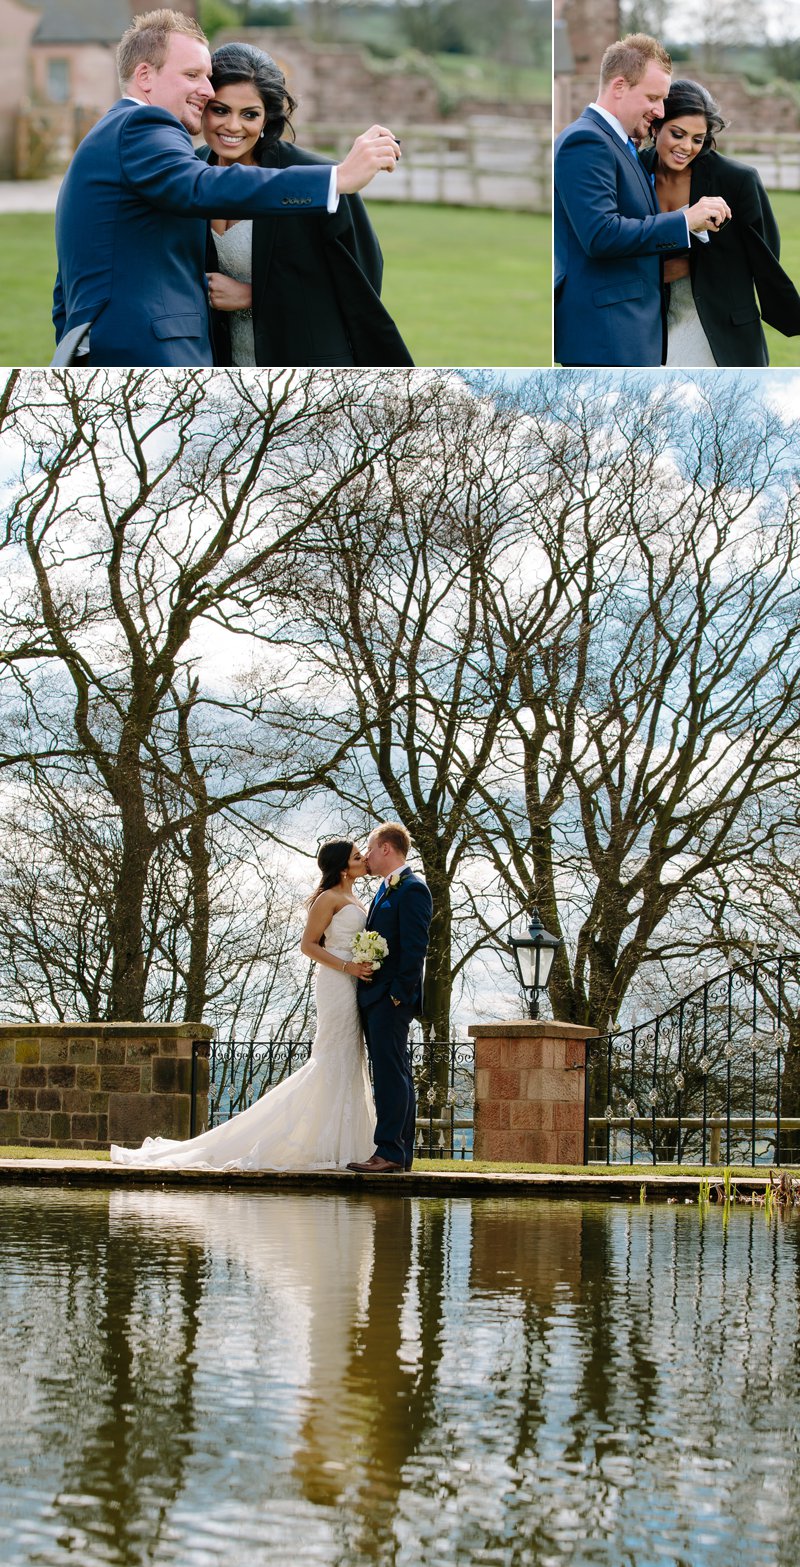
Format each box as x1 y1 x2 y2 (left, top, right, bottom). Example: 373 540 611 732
0 205 549 369
369 203 549 366
0 1146 782 1181
0 215 58 366
0 1145 111 1160
763 190 800 367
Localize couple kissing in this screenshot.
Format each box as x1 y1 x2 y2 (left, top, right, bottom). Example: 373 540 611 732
111 821 432 1174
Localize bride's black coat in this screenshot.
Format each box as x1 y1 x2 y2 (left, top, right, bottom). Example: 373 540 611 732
199 142 413 367
640 144 800 366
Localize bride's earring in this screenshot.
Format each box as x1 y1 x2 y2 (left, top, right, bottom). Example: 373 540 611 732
260 130 265 139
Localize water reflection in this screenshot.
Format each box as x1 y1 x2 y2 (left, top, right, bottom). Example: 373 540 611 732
0 1188 798 1567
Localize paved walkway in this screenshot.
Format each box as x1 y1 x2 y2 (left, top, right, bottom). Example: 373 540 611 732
0 1158 775 1200
0 178 61 213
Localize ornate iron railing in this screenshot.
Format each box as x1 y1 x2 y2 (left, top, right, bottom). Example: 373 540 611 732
588 953 800 1167
206 1033 476 1159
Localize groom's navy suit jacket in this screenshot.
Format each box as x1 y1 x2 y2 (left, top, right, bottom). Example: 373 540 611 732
53 99 330 367
358 870 432 1014
554 107 688 367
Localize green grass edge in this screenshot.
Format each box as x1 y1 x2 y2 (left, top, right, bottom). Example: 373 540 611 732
0 1146 788 1178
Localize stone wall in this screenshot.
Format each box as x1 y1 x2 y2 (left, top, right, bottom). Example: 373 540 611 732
0 1023 213 1151
470 1019 597 1164
214 27 441 131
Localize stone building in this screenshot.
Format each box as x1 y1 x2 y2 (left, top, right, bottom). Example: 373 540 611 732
554 0 800 150
0 0 199 177
212 26 442 139
553 0 620 132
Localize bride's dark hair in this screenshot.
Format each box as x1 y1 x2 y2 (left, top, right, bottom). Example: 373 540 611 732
649 78 727 154
209 42 297 156
306 840 354 908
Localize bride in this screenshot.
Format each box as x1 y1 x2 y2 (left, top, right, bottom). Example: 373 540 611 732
110 841 376 1170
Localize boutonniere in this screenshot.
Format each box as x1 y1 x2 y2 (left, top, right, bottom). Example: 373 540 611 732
388 871 404 890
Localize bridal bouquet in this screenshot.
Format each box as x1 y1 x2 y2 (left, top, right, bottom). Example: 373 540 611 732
351 930 389 970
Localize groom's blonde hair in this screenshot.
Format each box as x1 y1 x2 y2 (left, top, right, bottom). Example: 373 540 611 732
599 33 671 90
372 822 411 856
117 9 209 86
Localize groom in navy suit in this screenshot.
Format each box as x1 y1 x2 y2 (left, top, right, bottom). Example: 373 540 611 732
554 33 731 366
349 822 432 1175
53 8 401 367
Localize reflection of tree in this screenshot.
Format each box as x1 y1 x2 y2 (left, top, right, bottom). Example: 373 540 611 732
53 1221 206 1563
0 1189 207 1565
6 1189 800 1562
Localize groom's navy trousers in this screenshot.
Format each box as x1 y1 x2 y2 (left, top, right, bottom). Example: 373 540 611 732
358 870 432 1168
361 997 417 1168
53 99 331 367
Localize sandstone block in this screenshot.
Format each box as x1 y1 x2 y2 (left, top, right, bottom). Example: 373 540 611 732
487 1068 521 1101
75 1065 100 1090
0 1110 20 1140
553 1100 582 1131
108 1092 190 1144
10 1088 37 1111
474 1039 502 1070
40 1038 70 1064
152 1057 178 1094
14 1040 41 1065
48 1065 76 1089
71 1114 99 1141
473 1100 510 1130
36 1089 62 1111
499 1038 553 1070
99 1065 142 1093
20 1066 48 1088
19 1111 50 1139
68 1039 98 1064
509 1100 553 1131
557 1132 583 1163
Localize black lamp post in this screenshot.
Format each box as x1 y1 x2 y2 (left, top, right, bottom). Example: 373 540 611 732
510 909 563 1019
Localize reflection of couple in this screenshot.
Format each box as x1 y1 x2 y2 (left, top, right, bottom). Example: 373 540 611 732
53 9 412 368
555 33 800 367
111 822 433 1175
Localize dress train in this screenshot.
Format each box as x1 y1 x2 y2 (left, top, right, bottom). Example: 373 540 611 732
110 904 375 1171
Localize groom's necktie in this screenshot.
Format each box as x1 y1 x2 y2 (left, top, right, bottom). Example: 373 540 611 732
626 136 639 160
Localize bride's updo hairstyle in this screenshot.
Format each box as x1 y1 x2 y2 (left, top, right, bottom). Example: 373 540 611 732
307 840 354 907
650 79 727 154
209 42 298 158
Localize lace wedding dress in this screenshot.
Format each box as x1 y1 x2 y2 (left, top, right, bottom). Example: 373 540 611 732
110 905 375 1171
209 221 257 366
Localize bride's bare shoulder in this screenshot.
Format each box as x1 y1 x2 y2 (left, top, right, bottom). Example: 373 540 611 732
308 889 341 914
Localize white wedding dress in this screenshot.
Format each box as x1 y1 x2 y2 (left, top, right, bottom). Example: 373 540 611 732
110 905 375 1171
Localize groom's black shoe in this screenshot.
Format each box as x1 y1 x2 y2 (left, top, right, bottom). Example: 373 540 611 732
347 1154 405 1173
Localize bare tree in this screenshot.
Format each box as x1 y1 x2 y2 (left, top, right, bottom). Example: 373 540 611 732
0 369 415 1020
258 374 572 1039
466 371 800 1033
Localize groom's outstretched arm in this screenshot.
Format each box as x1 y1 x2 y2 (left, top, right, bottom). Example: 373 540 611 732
121 108 332 217
120 111 400 219
391 882 433 1006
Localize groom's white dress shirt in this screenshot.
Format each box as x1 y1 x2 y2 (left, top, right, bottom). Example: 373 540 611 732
381 863 409 888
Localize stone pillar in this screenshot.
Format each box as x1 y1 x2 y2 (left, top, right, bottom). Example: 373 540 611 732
469 1020 597 1164
0 1023 213 1151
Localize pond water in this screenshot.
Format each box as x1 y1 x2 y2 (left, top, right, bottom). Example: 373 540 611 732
0 1186 798 1567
